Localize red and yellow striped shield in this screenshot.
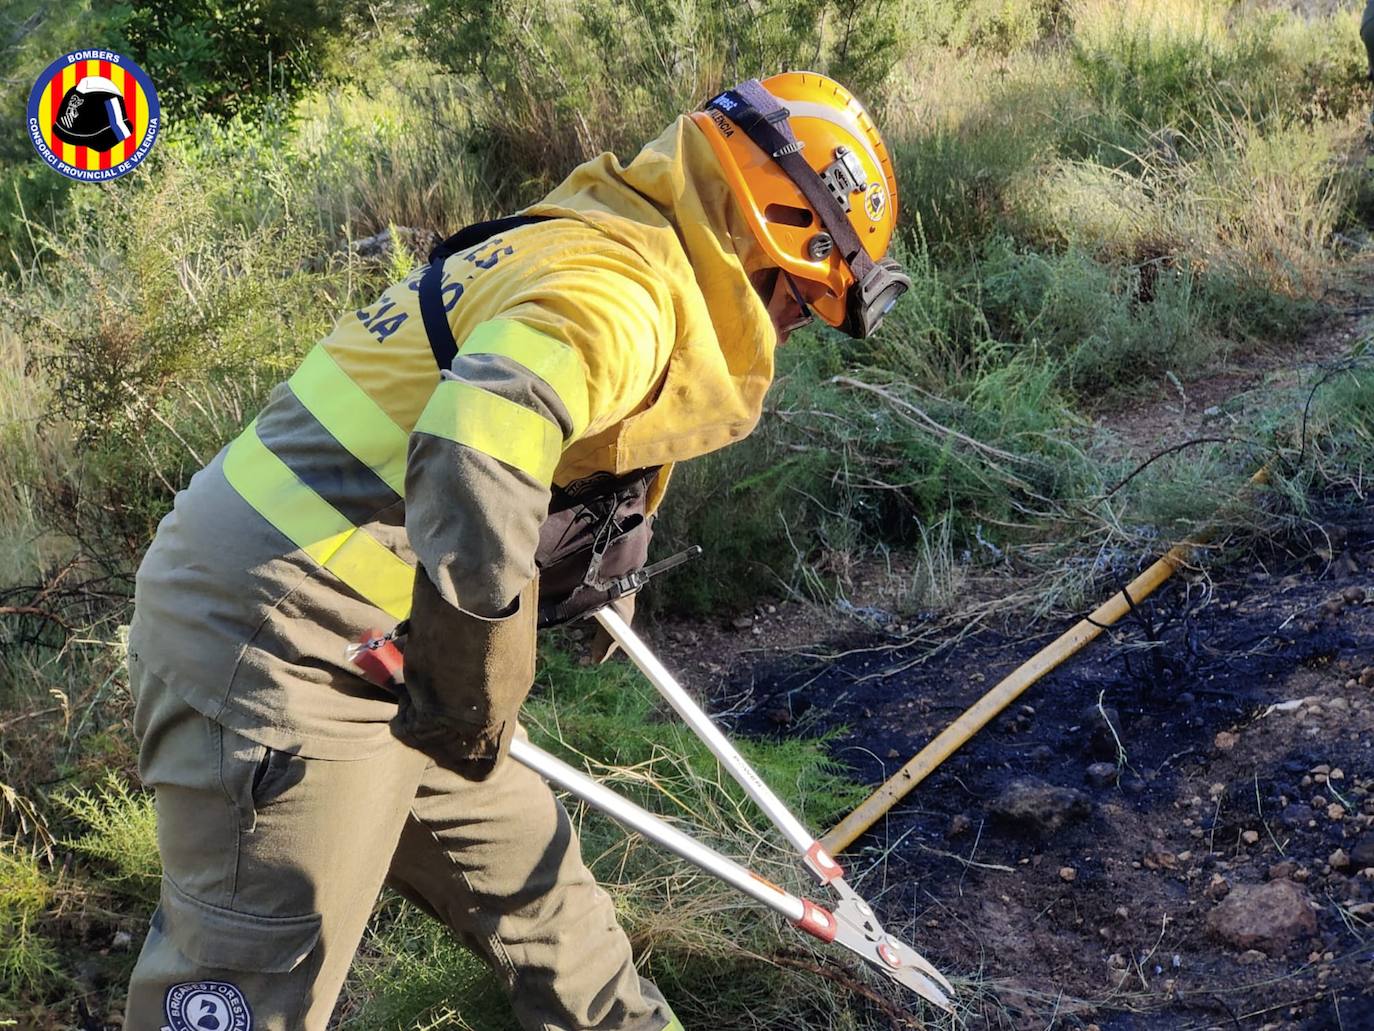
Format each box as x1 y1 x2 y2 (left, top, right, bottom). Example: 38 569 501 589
27 50 161 182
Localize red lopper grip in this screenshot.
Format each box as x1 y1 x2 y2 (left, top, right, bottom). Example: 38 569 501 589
804 841 844 883
794 899 838 943
353 629 405 689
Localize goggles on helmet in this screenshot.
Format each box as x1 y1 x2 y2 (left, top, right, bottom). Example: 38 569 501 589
704 82 910 339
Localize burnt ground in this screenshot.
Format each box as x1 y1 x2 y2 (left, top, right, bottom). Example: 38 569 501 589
681 494 1374 1030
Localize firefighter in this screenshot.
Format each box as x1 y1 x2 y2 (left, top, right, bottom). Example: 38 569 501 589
124 73 908 1031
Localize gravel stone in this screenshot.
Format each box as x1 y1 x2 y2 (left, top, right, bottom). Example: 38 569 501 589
990 778 1092 837
1205 880 1318 954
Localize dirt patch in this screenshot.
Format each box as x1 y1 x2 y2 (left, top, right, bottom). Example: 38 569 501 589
706 495 1374 1029
1093 305 1362 462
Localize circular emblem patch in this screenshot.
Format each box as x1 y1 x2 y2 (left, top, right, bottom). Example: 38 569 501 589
26 49 160 182
164 980 252 1031
864 182 886 222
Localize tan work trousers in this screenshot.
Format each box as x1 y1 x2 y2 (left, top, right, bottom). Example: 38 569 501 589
124 659 680 1031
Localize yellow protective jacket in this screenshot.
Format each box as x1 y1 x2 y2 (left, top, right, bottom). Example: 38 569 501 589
129 116 777 762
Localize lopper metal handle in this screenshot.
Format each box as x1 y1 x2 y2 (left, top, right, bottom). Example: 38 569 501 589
348 623 953 1010
348 628 838 942
509 736 838 942
592 607 844 885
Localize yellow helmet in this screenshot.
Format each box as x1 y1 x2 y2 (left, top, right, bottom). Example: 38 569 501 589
692 72 909 337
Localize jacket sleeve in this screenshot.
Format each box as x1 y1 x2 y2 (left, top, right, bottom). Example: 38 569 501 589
395 260 671 779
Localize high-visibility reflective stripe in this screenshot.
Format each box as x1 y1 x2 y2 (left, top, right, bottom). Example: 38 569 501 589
287 346 409 497
223 422 414 620
460 320 590 439
413 379 563 484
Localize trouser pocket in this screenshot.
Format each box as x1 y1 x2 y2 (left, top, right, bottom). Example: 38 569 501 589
128 875 323 1031
129 676 426 1029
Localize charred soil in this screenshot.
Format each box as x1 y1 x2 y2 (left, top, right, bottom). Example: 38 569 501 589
684 496 1374 1030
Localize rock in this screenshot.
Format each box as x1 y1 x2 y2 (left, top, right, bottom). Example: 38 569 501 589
1214 731 1239 752
1343 586 1367 604
990 778 1092 837
1079 704 1125 759
1106 952 1130 988
1205 874 1231 900
74 958 103 989
1143 850 1178 871
1241 830 1260 845
1238 949 1267 965
112 929 133 950
1268 861 1297 881
1360 667 1374 687
1327 804 1346 821
1330 848 1351 870
1059 866 1077 882
731 615 754 630
1349 835 1374 869
1206 880 1318 954
1280 804 1315 829
351 226 440 260
1085 762 1118 788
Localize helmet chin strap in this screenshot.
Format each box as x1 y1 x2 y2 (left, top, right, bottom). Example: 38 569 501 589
705 81 910 338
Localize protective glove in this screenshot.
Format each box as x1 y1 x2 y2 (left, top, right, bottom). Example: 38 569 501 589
390 564 537 780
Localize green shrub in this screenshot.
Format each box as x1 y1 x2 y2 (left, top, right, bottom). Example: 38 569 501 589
107 0 346 119
0 843 62 1003
415 0 910 197
10 145 357 554
906 0 1068 54
58 774 161 904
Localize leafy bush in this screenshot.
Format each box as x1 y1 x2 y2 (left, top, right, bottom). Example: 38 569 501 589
0 843 62 1003
107 0 346 119
58 775 161 904
415 0 909 196
906 0 1068 54
9 146 355 554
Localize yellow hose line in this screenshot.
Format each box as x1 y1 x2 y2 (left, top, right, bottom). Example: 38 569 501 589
821 465 1272 855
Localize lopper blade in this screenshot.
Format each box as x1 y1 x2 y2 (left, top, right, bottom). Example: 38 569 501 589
827 880 954 1010
829 910 953 1010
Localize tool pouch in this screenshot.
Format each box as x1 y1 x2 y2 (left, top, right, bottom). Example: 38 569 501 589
391 566 538 781
535 467 660 628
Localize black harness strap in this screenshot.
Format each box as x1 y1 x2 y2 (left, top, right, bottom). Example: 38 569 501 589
417 214 552 372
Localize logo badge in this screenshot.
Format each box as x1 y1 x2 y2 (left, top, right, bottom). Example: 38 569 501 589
27 49 160 182
163 980 252 1031
864 182 886 222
